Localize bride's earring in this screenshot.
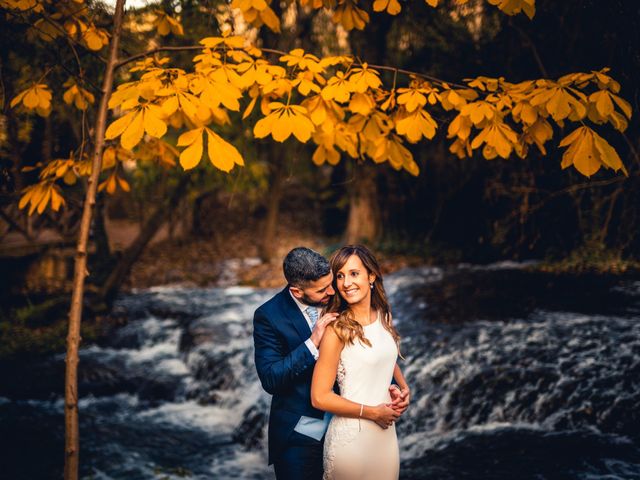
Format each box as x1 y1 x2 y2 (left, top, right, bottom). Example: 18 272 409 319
370 282 374 289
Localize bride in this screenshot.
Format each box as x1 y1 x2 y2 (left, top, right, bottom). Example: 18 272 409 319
311 245 410 480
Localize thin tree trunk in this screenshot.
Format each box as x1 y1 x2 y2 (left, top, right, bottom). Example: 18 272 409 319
64 1 126 479
98 174 191 304
345 163 381 244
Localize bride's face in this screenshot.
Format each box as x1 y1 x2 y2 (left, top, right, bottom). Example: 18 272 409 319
335 254 375 306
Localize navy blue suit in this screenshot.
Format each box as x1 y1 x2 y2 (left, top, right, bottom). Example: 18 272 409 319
253 287 325 477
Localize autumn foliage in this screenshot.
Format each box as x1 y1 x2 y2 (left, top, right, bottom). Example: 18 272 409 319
3 0 632 215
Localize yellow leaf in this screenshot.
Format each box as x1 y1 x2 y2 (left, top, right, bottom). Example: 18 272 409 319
280 49 323 73
470 120 517 159
63 170 77 185
243 95 259 120
254 112 278 139
447 113 472 140
120 110 145 150
395 109 437 143
559 127 600 177
322 72 352 103
154 11 184 36
105 110 137 140
312 144 341 166
592 131 627 175
289 107 316 142
348 63 381 93
524 118 553 154
11 84 51 115
118 176 131 192
10 90 27 109
63 80 95 110
143 105 167 138
206 128 244 172
106 175 117 194
255 104 315 143
271 112 294 142
179 130 204 170
487 0 535 18
349 93 375 115
36 185 52 214
160 96 179 117
611 94 632 120
592 90 614 118
373 0 401 15
177 127 204 146
83 26 109 51
50 188 64 212
397 88 427 112
22 88 40 109
18 186 34 210
260 7 281 32
571 132 598 176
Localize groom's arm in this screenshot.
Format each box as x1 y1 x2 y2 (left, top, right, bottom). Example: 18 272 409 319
253 308 316 395
389 363 411 414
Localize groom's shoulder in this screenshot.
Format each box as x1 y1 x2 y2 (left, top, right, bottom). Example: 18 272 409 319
255 286 289 316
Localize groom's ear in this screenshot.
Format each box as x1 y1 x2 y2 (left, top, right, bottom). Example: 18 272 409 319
289 286 304 299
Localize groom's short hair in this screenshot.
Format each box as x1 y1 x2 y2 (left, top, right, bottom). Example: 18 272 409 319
283 247 330 287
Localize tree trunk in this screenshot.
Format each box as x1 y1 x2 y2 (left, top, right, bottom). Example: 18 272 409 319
259 144 285 262
64 2 126 479
88 194 115 287
345 163 381 244
42 115 53 162
98 174 192 304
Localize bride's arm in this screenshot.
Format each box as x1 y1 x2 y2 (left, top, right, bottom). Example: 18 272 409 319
393 363 409 391
311 325 399 428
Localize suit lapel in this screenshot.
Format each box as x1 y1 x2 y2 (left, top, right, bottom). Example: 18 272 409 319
279 287 312 342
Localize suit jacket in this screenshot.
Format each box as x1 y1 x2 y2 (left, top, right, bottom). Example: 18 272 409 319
253 286 325 464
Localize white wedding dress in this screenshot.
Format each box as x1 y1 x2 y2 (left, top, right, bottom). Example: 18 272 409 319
323 312 400 480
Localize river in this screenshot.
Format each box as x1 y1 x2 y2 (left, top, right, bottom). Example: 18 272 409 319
1 263 639 479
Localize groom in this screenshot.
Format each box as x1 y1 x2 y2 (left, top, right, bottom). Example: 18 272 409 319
253 247 337 479
253 246 409 479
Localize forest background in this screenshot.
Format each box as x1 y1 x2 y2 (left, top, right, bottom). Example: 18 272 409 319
1 0 639 357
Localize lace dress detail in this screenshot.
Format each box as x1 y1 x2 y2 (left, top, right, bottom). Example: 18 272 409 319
322 313 400 480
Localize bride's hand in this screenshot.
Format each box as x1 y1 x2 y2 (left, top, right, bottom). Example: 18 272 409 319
371 403 400 429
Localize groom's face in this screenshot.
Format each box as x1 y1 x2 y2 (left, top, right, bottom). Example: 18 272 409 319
291 272 335 307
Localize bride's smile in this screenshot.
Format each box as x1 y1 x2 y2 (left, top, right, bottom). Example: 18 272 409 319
335 255 375 307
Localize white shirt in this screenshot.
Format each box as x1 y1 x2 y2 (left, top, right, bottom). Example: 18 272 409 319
288 289 320 360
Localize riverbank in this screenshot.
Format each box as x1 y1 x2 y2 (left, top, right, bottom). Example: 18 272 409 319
2 227 638 361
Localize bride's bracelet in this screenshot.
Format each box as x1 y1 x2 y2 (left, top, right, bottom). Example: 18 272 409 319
359 403 364 418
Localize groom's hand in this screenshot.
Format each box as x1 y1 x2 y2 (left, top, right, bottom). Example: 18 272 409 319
310 312 339 348
389 385 411 415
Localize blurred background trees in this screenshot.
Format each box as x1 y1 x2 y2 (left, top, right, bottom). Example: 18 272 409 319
1 0 638 320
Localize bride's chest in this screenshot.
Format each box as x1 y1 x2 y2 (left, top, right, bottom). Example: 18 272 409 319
340 326 397 370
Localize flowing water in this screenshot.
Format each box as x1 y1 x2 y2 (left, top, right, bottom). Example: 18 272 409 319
1 264 639 479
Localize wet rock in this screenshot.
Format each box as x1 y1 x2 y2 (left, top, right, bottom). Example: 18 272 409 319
233 399 269 450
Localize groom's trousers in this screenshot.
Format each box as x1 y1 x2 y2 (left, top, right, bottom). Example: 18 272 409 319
273 430 323 480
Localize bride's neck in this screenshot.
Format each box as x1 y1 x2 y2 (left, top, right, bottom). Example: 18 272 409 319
350 301 372 324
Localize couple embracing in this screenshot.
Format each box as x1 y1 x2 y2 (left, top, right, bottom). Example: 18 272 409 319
253 245 411 480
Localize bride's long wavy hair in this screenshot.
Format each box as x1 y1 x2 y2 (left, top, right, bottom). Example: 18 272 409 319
325 245 401 353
